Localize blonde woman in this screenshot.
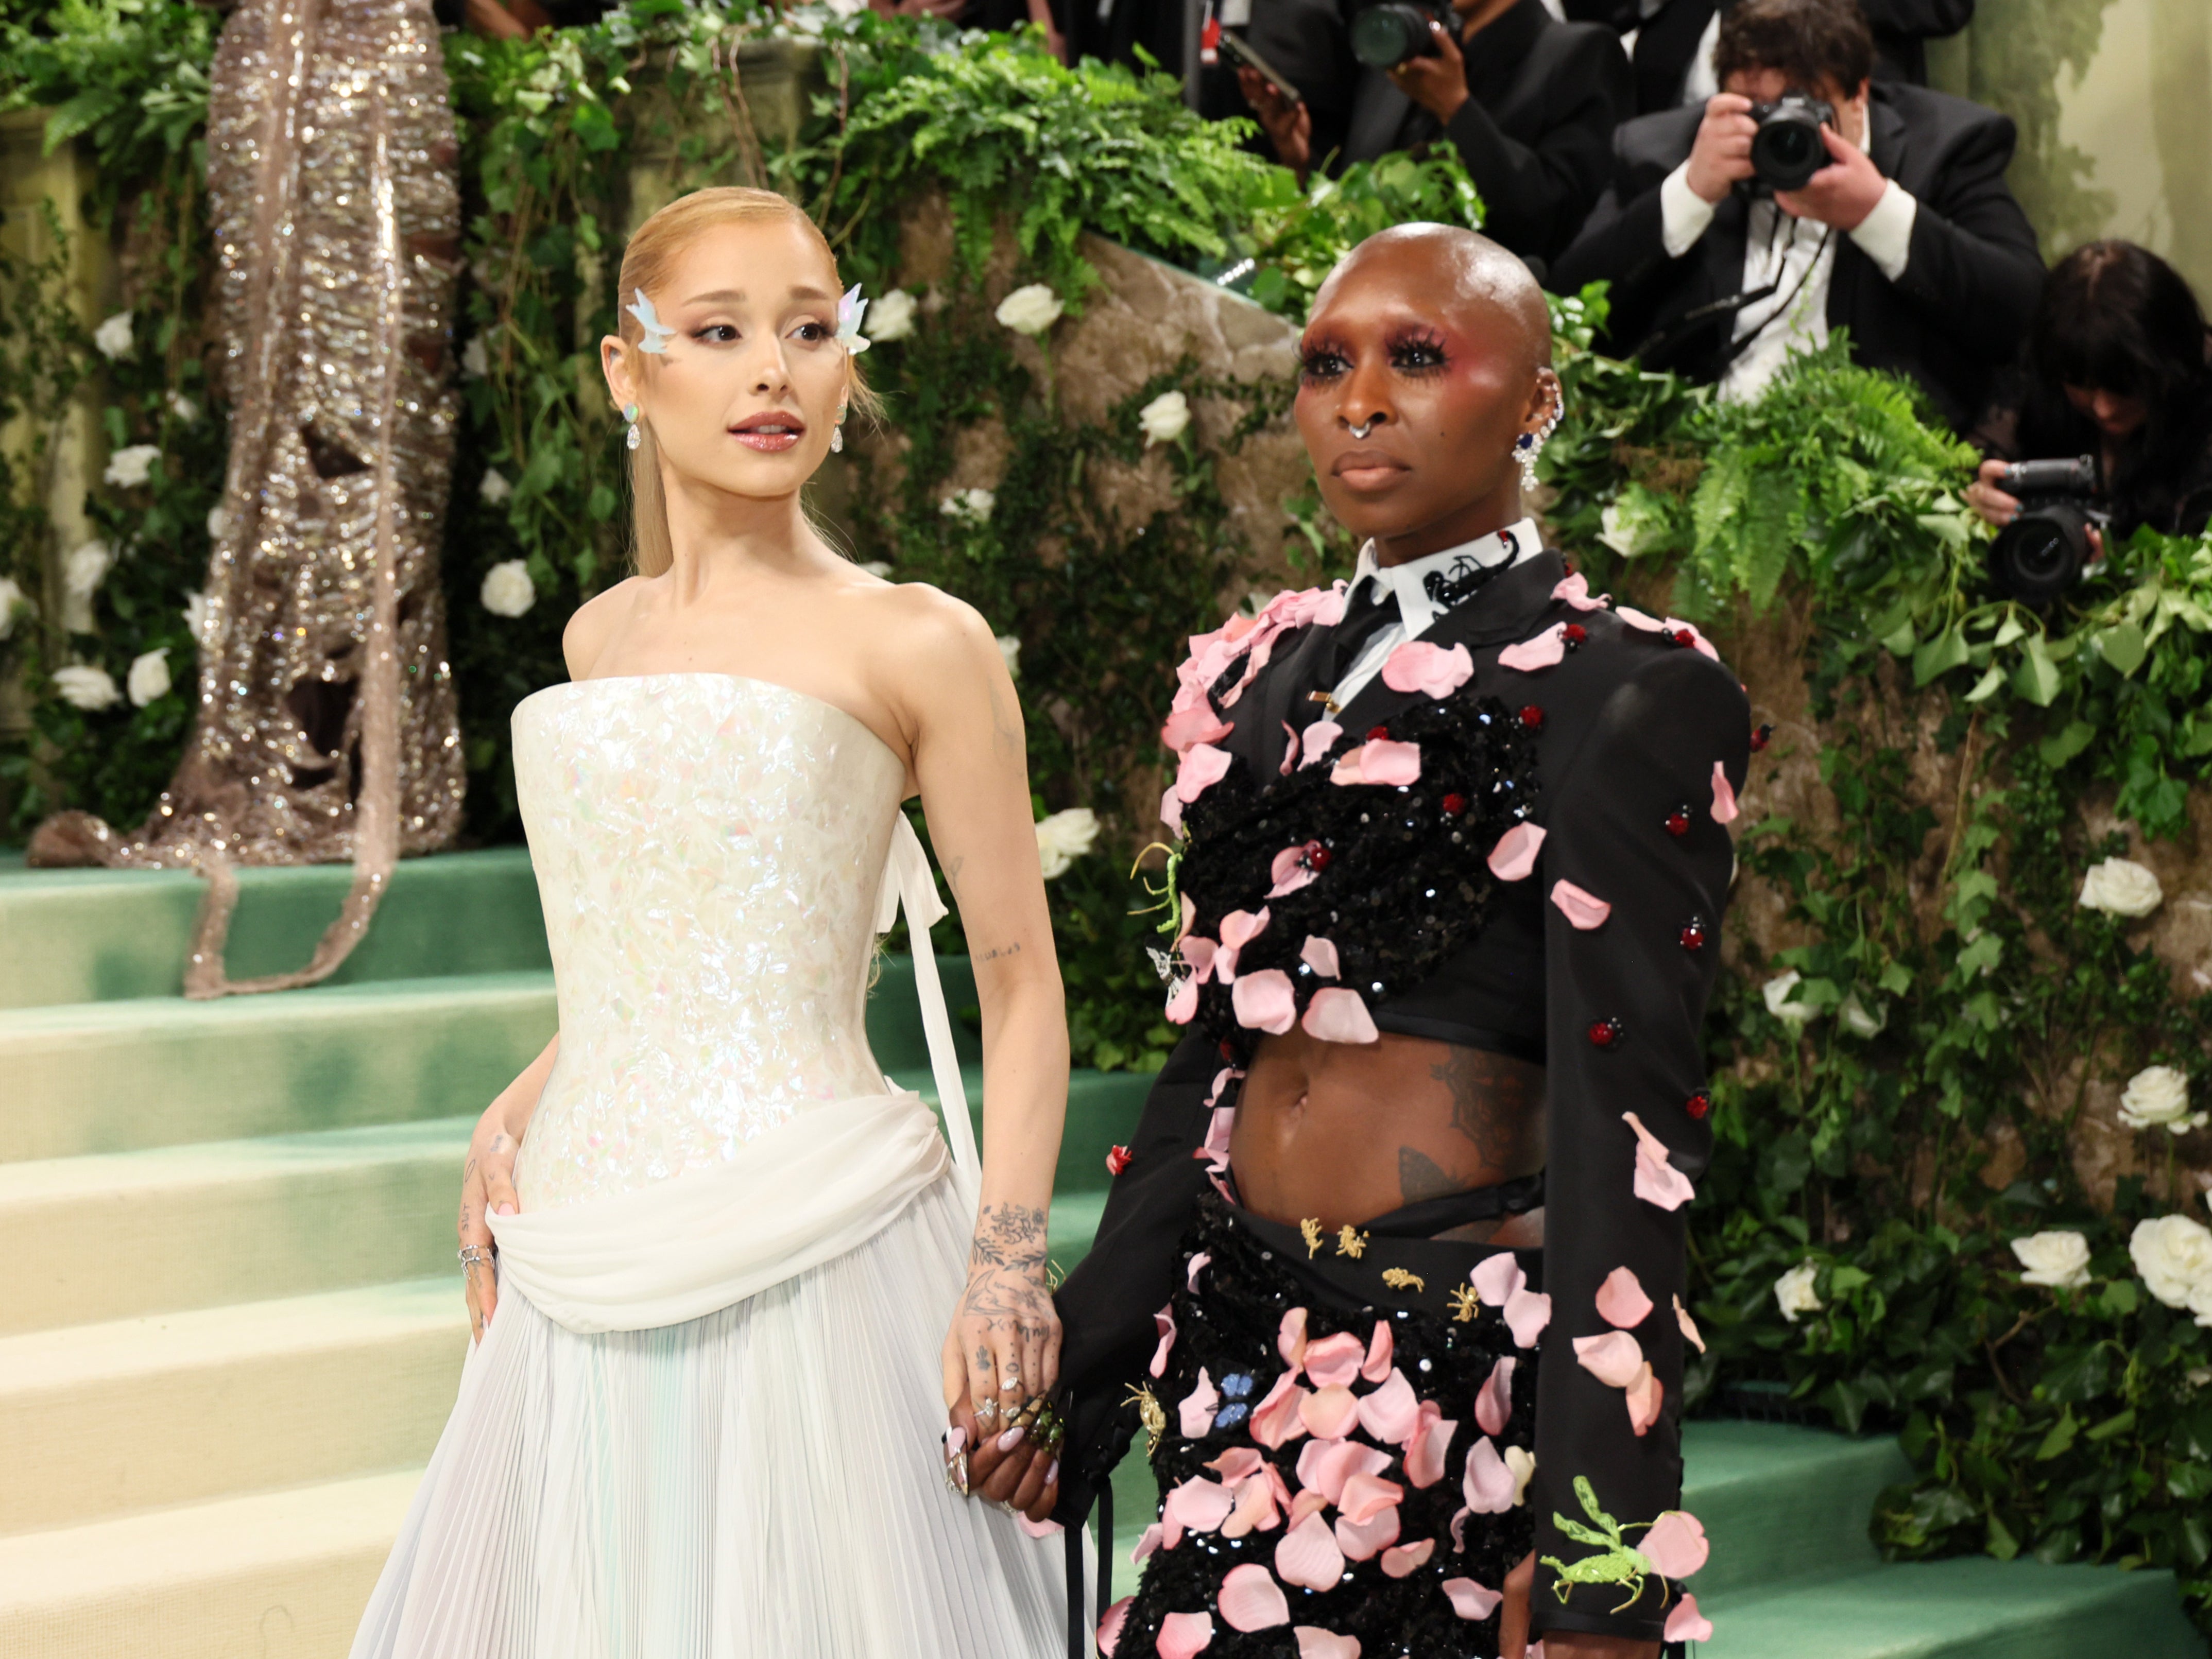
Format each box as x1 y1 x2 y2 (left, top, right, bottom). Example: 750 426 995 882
351 187 1070 1657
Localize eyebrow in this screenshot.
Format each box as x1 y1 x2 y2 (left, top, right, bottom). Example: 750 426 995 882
684 286 835 305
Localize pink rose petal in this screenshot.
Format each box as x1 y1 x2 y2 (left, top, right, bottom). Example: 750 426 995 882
1158 1611 1216 1659
1498 625 1567 673
1295 1628 1362 1659
1301 1384 1360 1440
1166 975 1199 1025
1180 935 1219 983
1474 1355 1516 1437
1441 1577 1503 1620
1161 1476 1236 1548
1268 846 1319 898
1163 704 1234 753
1642 1510 1710 1578
1596 1266 1655 1329
1573 1329 1647 1389
1176 742 1233 802
1132 1523 1163 1562
1251 1371 1312 1449
1296 1439 1393 1505
1405 1406 1457 1489
1330 739 1421 787
1504 1287 1552 1347
1486 821 1546 881
1179 1368 1221 1439
1381 1539 1436 1578
1302 987 1380 1044
1664 617 1722 662
1300 720 1343 768
1471 1254 1526 1307
1462 1436 1515 1515
1711 758 1739 823
1301 935 1341 978
1361 1320 1394 1382
1304 1332 1367 1390
1205 1449 1263 1486
1288 1489 1330 1528
1552 571 1608 611
1161 785 1184 836
1216 906 1271 979
1275 1512 1346 1592
1233 969 1298 1035
1219 1564 1291 1632
1626 1361 1664 1437
1280 722 1299 776
1549 878 1611 929
1356 1367 1421 1444
1617 605 1666 632
1279 1307 1310 1372
1151 1305 1177 1377
1382 640 1476 700
1221 1471 1282 1537
1186 1251 1213 1293
1675 1293 1707 1354
1334 1504 1401 1562
1624 1112 1697 1211
1097 1595 1134 1656
1665 1593 1714 1643
1339 1472 1407 1526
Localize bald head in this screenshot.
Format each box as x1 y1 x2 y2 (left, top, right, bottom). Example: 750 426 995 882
1311 224 1552 375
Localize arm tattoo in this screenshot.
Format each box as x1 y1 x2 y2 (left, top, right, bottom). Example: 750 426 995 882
974 941 1023 963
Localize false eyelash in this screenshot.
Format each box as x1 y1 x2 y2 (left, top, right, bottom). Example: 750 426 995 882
1298 338 1351 381
1387 328 1450 372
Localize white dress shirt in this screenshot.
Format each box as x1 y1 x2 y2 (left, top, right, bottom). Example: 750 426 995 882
1330 518 1543 707
1655 117 1918 404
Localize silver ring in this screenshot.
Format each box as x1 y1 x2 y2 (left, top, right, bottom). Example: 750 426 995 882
458 1245 491 1266
1348 420 1375 440
975 1399 1000 1425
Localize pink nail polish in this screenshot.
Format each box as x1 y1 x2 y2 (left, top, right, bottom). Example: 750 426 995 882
997 1426 1025 1451
945 1426 967 1456
1046 1459 1060 1485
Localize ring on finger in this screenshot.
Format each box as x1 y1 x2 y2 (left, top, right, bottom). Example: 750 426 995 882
974 1399 1000 1426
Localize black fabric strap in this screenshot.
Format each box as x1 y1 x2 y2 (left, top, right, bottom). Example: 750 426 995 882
1359 1170 1547 1237
1065 1510 1086 1659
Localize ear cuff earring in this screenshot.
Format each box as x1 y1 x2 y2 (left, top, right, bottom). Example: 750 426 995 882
623 402 641 452
1515 397 1565 492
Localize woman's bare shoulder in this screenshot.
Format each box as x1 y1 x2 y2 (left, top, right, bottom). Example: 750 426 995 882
844 576 999 678
562 577 651 681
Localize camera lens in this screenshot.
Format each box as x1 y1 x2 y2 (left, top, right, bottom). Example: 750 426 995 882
1351 4 1435 69
1988 508 2090 606
1750 100 1831 193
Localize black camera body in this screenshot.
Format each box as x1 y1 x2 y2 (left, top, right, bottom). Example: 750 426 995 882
1350 0 1453 70
1987 456 2108 604
1745 93 1837 193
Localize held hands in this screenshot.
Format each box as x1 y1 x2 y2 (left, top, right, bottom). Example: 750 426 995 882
1774 122 1887 232
458 1096 523 1339
940 1201 1064 1523
1236 66 1312 176
1386 20 1471 127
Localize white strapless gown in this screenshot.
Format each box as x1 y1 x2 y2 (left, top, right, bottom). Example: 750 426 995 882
351 675 1069 1659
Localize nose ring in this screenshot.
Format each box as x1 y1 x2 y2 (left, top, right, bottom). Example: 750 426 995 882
1348 420 1376 440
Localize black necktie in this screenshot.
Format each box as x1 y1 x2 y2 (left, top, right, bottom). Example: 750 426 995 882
1296 579 1402 725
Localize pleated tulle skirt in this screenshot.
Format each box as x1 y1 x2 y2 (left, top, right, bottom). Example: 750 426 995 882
350 1171 1070 1659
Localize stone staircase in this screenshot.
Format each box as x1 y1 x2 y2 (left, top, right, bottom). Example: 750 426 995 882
1 850 2201 1658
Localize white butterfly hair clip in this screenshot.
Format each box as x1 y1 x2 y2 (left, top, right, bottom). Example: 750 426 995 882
626 288 676 354
837 284 871 355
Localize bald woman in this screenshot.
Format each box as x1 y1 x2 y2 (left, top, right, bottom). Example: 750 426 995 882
1012 226 1750 1658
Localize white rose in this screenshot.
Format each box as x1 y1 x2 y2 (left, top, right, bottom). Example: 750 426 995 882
0 575 26 641
1035 807 1101 879
1598 502 1639 558
479 559 536 618
207 502 232 542
93 310 134 360
52 664 122 711
461 335 488 378
1839 991 1887 1039
63 540 113 601
479 469 513 505
166 391 199 424
104 444 161 488
994 283 1064 337
2190 1276 2212 1331
2010 1230 2091 1290
997 634 1022 680
2118 1064 2203 1135
182 591 214 651
940 487 994 525
2079 856 2162 918
126 647 172 707
1774 1261 1823 1323
869 288 918 343
1139 389 1191 447
2129 1214 2212 1309
1763 969 1814 1026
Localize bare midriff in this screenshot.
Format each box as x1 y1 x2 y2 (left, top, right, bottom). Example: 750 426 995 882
1228 1026 1546 1247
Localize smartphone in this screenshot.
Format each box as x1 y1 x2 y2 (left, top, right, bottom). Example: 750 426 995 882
1218 28 1303 104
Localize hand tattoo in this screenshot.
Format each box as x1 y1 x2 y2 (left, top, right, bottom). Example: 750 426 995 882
960 1203 1055 1349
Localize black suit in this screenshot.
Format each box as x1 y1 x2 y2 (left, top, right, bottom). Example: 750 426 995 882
1550 81 2043 431
1053 550 1750 1643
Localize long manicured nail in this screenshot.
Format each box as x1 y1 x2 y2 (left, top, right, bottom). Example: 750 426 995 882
948 1453 970 1496
997 1426 1025 1451
1045 1458 1060 1485
495 1202 516 1216
945 1425 967 1457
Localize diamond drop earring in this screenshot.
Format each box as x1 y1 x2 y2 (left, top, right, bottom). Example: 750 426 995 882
831 401 848 454
1515 396 1564 492
623 402 641 453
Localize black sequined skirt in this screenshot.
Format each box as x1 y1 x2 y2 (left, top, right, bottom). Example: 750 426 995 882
1111 1188 1544 1658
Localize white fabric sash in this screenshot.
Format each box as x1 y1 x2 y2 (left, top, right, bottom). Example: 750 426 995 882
490 816 979 1335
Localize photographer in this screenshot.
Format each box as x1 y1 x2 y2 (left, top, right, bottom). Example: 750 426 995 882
1551 0 2042 431
1236 0 1631 266
1968 241 2212 553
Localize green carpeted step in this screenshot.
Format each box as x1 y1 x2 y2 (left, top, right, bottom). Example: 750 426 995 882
1675 1419 1908 1599
0 850 550 1010
0 974 556 1163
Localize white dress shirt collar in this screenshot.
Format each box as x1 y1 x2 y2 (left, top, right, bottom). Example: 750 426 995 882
1333 517 1542 704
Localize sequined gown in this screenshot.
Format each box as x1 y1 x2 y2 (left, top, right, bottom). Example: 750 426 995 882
351 675 1067 1659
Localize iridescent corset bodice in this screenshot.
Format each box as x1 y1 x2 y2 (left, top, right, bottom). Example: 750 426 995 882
509 674 907 1211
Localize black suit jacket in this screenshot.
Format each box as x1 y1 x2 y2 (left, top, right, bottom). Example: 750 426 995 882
1340 0 1633 265
1053 551 1750 1643
1550 80 2043 431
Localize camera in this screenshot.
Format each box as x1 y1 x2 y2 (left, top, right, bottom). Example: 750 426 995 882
1351 1 1451 70
1746 93 1836 193
1987 456 2108 604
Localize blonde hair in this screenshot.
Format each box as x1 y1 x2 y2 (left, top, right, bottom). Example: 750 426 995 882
614 187 881 577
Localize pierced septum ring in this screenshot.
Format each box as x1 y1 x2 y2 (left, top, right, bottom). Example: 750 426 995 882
1348 420 1376 440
